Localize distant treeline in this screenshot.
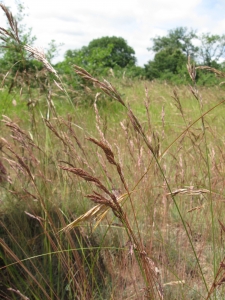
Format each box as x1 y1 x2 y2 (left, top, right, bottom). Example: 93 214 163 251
1 1 225 88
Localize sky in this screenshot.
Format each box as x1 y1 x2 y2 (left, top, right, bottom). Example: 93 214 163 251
0 0 225 66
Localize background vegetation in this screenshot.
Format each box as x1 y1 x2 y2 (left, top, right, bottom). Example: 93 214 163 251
1 2 225 300
1 2 225 92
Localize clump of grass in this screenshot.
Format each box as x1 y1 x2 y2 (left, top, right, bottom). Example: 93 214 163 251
2 4 225 300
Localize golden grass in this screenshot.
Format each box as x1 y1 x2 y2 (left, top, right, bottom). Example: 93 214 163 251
1 4 225 299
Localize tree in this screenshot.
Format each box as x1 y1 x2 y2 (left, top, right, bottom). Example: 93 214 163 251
145 48 187 80
46 39 63 64
56 44 115 79
145 27 225 84
57 36 136 73
64 43 115 69
87 36 136 68
0 1 38 74
55 36 137 88
0 3 62 73
144 27 198 82
0 2 63 93
149 27 198 58
197 33 225 66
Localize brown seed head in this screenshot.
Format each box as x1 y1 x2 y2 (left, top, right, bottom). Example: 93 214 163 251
0 159 7 183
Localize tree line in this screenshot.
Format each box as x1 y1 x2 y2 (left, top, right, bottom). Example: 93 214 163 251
56 28 225 85
1 2 225 88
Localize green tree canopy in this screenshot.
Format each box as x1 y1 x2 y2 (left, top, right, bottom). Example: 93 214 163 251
58 36 136 72
145 48 187 80
56 44 115 78
145 27 225 84
87 36 136 68
149 27 198 58
55 36 138 87
0 2 38 73
197 33 225 66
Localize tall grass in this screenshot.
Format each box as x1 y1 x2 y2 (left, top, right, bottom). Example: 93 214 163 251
1 4 225 299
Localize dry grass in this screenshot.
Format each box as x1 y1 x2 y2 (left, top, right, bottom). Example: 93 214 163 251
1 74 225 299
1 4 225 300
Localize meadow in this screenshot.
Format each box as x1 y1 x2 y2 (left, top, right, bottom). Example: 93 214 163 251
1 59 225 299
1 5 225 298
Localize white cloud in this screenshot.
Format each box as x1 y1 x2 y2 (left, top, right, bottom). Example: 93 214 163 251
0 0 224 66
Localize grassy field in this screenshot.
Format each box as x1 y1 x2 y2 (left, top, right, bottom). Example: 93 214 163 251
1 61 225 300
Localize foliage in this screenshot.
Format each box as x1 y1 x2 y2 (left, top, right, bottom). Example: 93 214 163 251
57 36 136 70
197 33 225 66
55 37 139 91
145 48 188 81
2 2 225 94
149 27 198 58
87 36 136 68
46 39 63 63
145 27 225 85
145 27 198 84
0 2 63 94
0 1 37 74
117 64 145 78
58 36 136 71
56 44 115 76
